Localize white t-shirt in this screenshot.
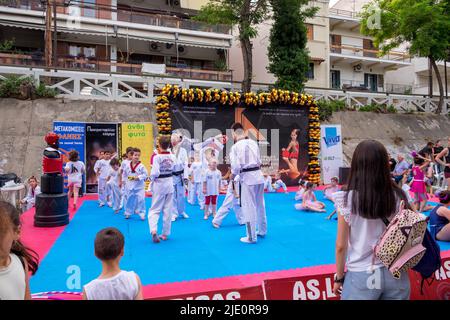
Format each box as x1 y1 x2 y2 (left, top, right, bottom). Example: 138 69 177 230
84 270 139 300
203 169 221 196
191 161 204 183
65 161 85 183
95 159 111 180
107 167 120 185
334 191 398 272
0 254 26 300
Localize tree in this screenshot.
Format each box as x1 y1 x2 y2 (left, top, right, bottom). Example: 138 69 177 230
267 0 318 92
360 0 450 113
194 0 270 92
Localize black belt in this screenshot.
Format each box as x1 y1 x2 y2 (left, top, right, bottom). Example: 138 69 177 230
241 166 260 173
158 173 173 178
173 170 184 176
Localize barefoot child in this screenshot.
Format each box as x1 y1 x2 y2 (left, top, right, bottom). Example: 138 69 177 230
82 227 143 300
323 176 340 201
203 159 221 220
122 148 147 220
187 152 205 209
295 182 326 212
294 180 305 201
148 136 176 243
64 150 85 209
270 173 288 193
20 176 41 211
0 201 39 300
106 158 121 214
119 147 134 210
95 150 112 207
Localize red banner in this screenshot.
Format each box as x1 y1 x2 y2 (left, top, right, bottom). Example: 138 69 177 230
410 256 450 300
263 272 339 300
147 285 265 300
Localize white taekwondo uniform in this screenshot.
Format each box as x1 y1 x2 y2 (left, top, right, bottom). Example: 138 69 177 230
212 175 244 226
171 146 189 219
123 161 148 219
148 151 176 236
230 138 267 243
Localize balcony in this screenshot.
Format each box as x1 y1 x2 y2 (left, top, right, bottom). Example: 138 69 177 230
330 44 410 63
0 0 231 35
0 52 233 81
330 78 413 94
117 9 231 34
329 8 359 20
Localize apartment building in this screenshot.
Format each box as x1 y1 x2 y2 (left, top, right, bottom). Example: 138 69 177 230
229 0 331 89
230 0 412 93
0 0 232 81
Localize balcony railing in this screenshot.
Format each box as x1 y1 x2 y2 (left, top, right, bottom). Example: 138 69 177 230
0 52 232 81
117 9 231 34
0 0 231 34
329 8 359 19
330 44 411 63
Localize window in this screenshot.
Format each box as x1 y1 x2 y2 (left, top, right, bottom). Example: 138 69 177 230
306 24 313 41
330 34 342 53
83 0 96 18
306 63 314 80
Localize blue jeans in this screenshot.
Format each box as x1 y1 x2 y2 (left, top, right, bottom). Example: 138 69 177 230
341 267 410 300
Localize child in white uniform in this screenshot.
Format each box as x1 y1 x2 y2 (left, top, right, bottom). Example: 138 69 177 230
20 176 41 211
171 133 189 221
187 153 205 208
270 173 288 193
119 147 134 210
212 175 244 228
148 136 176 243
122 148 147 220
95 150 112 207
106 158 122 214
263 173 274 192
64 150 85 209
203 160 222 219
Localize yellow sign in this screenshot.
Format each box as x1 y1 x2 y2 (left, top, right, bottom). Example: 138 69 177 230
120 123 154 189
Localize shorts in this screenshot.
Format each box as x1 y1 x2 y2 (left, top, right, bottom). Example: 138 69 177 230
445 172 450 179
205 195 218 205
341 267 410 300
68 181 81 188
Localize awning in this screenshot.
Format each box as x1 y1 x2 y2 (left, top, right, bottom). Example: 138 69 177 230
311 57 325 64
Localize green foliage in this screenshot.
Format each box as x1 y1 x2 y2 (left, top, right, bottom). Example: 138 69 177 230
35 82 57 98
0 75 56 99
214 59 228 71
0 38 15 52
194 0 270 41
317 99 346 121
267 0 318 92
360 0 450 61
0 75 23 97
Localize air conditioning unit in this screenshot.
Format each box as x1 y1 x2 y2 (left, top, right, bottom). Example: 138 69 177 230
177 45 186 55
353 64 363 72
149 42 161 52
167 0 181 7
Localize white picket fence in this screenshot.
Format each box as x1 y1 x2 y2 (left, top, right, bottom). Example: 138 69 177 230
0 65 448 114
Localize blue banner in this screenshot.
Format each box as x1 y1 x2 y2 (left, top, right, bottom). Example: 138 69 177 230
53 122 86 192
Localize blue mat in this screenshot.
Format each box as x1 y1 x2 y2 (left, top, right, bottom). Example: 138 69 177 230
30 192 450 292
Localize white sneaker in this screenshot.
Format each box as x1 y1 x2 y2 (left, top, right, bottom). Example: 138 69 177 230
139 214 146 221
240 237 256 244
99 203 105 207
181 212 189 219
171 215 177 222
125 214 130 219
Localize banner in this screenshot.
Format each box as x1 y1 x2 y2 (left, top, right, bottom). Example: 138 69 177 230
263 272 339 300
409 256 450 300
171 102 310 186
320 125 343 184
120 123 154 190
85 123 118 194
147 285 265 300
53 122 86 192
239 106 309 186
171 100 235 175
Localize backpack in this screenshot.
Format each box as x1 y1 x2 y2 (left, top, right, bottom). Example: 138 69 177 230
411 227 441 294
374 201 428 279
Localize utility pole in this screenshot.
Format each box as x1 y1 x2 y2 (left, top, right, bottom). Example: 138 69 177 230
44 0 53 67
53 0 58 68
